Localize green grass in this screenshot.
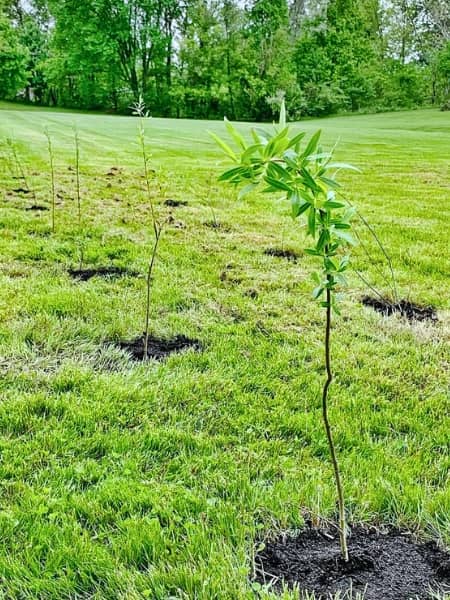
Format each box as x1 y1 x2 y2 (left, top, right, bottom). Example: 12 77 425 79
0 103 449 599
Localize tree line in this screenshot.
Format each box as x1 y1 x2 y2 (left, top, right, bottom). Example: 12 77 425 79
1 0 449 120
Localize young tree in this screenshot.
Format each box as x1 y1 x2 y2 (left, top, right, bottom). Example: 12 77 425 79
211 104 360 560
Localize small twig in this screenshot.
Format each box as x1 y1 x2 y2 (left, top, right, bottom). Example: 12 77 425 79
73 125 81 227
44 128 56 234
338 190 399 302
352 268 390 303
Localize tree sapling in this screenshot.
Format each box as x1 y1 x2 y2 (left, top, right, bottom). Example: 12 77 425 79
44 127 56 233
132 97 164 360
211 102 361 561
72 125 86 268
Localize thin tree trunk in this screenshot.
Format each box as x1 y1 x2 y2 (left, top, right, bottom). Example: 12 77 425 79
322 281 349 562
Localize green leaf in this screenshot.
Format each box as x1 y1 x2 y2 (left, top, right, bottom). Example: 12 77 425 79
307 206 316 237
333 222 351 229
263 176 293 192
339 256 350 271
313 286 324 299
300 167 321 193
307 152 332 162
324 258 337 271
263 127 289 159
301 130 322 159
218 166 247 182
209 131 238 163
319 175 341 190
291 192 310 218
267 160 290 180
254 128 272 143
304 247 321 256
224 118 246 150
334 230 357 245
316 229 329 252
323 200 345 209
327 162 361 172
287 131 306 150
242 144 264 163
238 183 258 199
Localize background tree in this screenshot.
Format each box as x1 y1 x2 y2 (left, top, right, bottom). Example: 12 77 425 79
0 3 29 99
1 0 449 118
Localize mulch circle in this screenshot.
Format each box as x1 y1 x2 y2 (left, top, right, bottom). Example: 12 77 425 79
118 334 201 361
164 198 188 207
68 266 138 281
203 220 232 232
25 204 50 211
12 188 31 194
362 296 437 322
254 526 450 600
264 247 299 261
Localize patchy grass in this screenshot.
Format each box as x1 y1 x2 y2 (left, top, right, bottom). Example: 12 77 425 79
0 104 448 599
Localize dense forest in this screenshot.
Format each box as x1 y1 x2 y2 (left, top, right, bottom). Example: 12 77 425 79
1 0 449 119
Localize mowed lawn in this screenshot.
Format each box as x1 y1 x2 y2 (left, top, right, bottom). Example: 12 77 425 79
0 103 449 599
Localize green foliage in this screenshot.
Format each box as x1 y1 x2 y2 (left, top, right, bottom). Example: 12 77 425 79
2 0 448 117
212 110 358 308
0 14 29 98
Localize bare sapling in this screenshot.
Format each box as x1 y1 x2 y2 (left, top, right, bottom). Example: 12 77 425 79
132 97 164 360
44 127 56 233
73 125 85 269
5 137 36 202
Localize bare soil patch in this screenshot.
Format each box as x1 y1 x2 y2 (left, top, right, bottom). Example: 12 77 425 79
68 266 138 281
255 526 450 599
118 334 201 361
264 247 299 261
164 198 188 207
362 296 437 322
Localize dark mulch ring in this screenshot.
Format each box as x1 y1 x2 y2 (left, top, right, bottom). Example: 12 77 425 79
68 266 138 281
25 204 50 211
362 296 438 322
264 247 299 261
254 526 450 600
118 334 202 361
164 198 188 207
203 220 231 231
12 187 32 194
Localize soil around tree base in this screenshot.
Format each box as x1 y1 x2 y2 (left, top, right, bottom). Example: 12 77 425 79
254 526 450 600
264 247 299 261
25 204 49 211
68 266 138 281
362 296 437 322
118 334 201 361
164 198 188 207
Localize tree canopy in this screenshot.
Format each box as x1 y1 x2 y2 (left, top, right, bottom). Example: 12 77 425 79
1 0 449 118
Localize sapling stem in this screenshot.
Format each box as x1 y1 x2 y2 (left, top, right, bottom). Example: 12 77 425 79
133 97 164 360
44 128 56 234
6 138 36 201
73 126 85 270
322 275 349 562
74 126 81 227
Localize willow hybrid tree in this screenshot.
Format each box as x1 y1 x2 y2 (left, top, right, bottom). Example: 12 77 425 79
211 103 360 561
